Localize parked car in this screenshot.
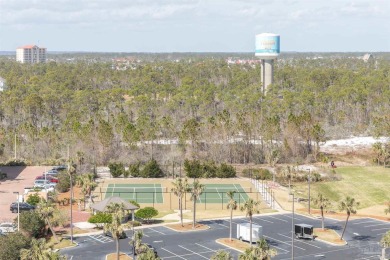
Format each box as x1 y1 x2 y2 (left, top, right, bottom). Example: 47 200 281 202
0 222 16 233
44 169 59 177
52 165 67 171
104 230 127 239
10 202 35 213
35 175 59 183
34 179 51 188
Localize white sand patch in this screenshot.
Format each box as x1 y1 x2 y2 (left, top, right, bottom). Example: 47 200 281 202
320 136 388 154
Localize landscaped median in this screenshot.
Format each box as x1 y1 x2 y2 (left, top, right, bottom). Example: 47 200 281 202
106 252 132 260
166 222 210 232
216 238 250 252
313 228 346 246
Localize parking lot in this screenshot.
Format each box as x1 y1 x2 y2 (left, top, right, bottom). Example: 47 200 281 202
62 213 390 259
0 166 47 222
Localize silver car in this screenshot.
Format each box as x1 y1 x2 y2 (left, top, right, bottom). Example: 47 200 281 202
0 222 16 233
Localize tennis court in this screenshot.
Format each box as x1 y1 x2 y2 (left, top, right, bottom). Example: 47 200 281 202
197 184 250 204
104 183 164 203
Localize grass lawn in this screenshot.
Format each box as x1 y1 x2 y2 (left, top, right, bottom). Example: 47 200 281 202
106 252 132 260
293 166 390 209
47 237 77 249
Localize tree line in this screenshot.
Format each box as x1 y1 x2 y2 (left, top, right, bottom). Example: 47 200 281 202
0 56 389 165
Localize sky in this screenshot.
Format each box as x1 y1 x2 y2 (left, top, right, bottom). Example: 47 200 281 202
0 0 389 52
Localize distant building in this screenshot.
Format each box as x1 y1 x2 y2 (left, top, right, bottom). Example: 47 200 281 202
362 53 374 63
16 45 46 63
0 77 6 91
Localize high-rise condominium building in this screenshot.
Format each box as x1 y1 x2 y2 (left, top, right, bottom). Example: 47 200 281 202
16 45 46 63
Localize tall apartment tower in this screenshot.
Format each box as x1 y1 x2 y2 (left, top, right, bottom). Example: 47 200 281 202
255 33 280 94
16 45 47 63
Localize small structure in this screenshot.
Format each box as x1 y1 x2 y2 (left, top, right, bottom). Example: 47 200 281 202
237 223 262 243
294 224 315 240
0 77 6 91
362 53 373 63
90 196 139 221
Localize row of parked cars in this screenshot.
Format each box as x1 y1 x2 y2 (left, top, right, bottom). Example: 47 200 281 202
9 165 67 213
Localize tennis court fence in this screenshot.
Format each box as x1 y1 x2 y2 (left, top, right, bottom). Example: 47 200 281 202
93 189 270 210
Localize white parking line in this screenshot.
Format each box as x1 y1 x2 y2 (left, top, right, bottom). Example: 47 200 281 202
178 245 209 259
364 223 390 228
161 248 186 259
271 245 290 254
371 227 390 231
263 235 306 251
88 235 113 243
253 216 274 223
266 215 289 222
277 233 321 249
195 243 217 252
352 220 378 225
218 223 229 228
149 228 166 235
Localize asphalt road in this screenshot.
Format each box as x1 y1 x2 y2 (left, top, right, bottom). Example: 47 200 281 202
61 213 390 260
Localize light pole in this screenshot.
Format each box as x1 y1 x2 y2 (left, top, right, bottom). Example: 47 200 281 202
13 192 20 231
132 224 136 260
291 192 294 260
307 168 311 215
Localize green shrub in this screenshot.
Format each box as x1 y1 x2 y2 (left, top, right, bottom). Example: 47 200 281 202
254 168 273 180
184 159 203 178
26 193 41 206
88 212 112 228
19 211 45 238
128 163 141 177
108 162 125 178
56 171 71 193
135 207 158 224
216 163 236 178
127 220 142 227
0 160 27 166
202 162 217 178
0 232 31 260
141 159 164 178
129 200 140 208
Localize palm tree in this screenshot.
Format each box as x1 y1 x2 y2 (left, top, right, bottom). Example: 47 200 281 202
311 193 329 230
36 200 59 242
190 179 205 228
226 190 237 241
240 198 260 245
171 177 190 227
380 230 390 260
339 196 360 240
76 173 97 209
239 238 277 260
130 230 145 255
137 249 160 260
104 202 127 260
384 201 390 215
20 238 66 260
211 250 233 260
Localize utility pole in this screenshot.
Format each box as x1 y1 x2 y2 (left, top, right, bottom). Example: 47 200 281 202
308 168 311 215
14 133 16 159
68 144 74 244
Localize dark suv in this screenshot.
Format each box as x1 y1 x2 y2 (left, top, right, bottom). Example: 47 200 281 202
10 202 35 213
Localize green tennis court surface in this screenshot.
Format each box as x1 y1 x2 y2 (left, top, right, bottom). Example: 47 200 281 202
197 184 249 203
105 184 164 203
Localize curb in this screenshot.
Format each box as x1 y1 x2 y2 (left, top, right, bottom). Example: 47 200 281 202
215 239 245 253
